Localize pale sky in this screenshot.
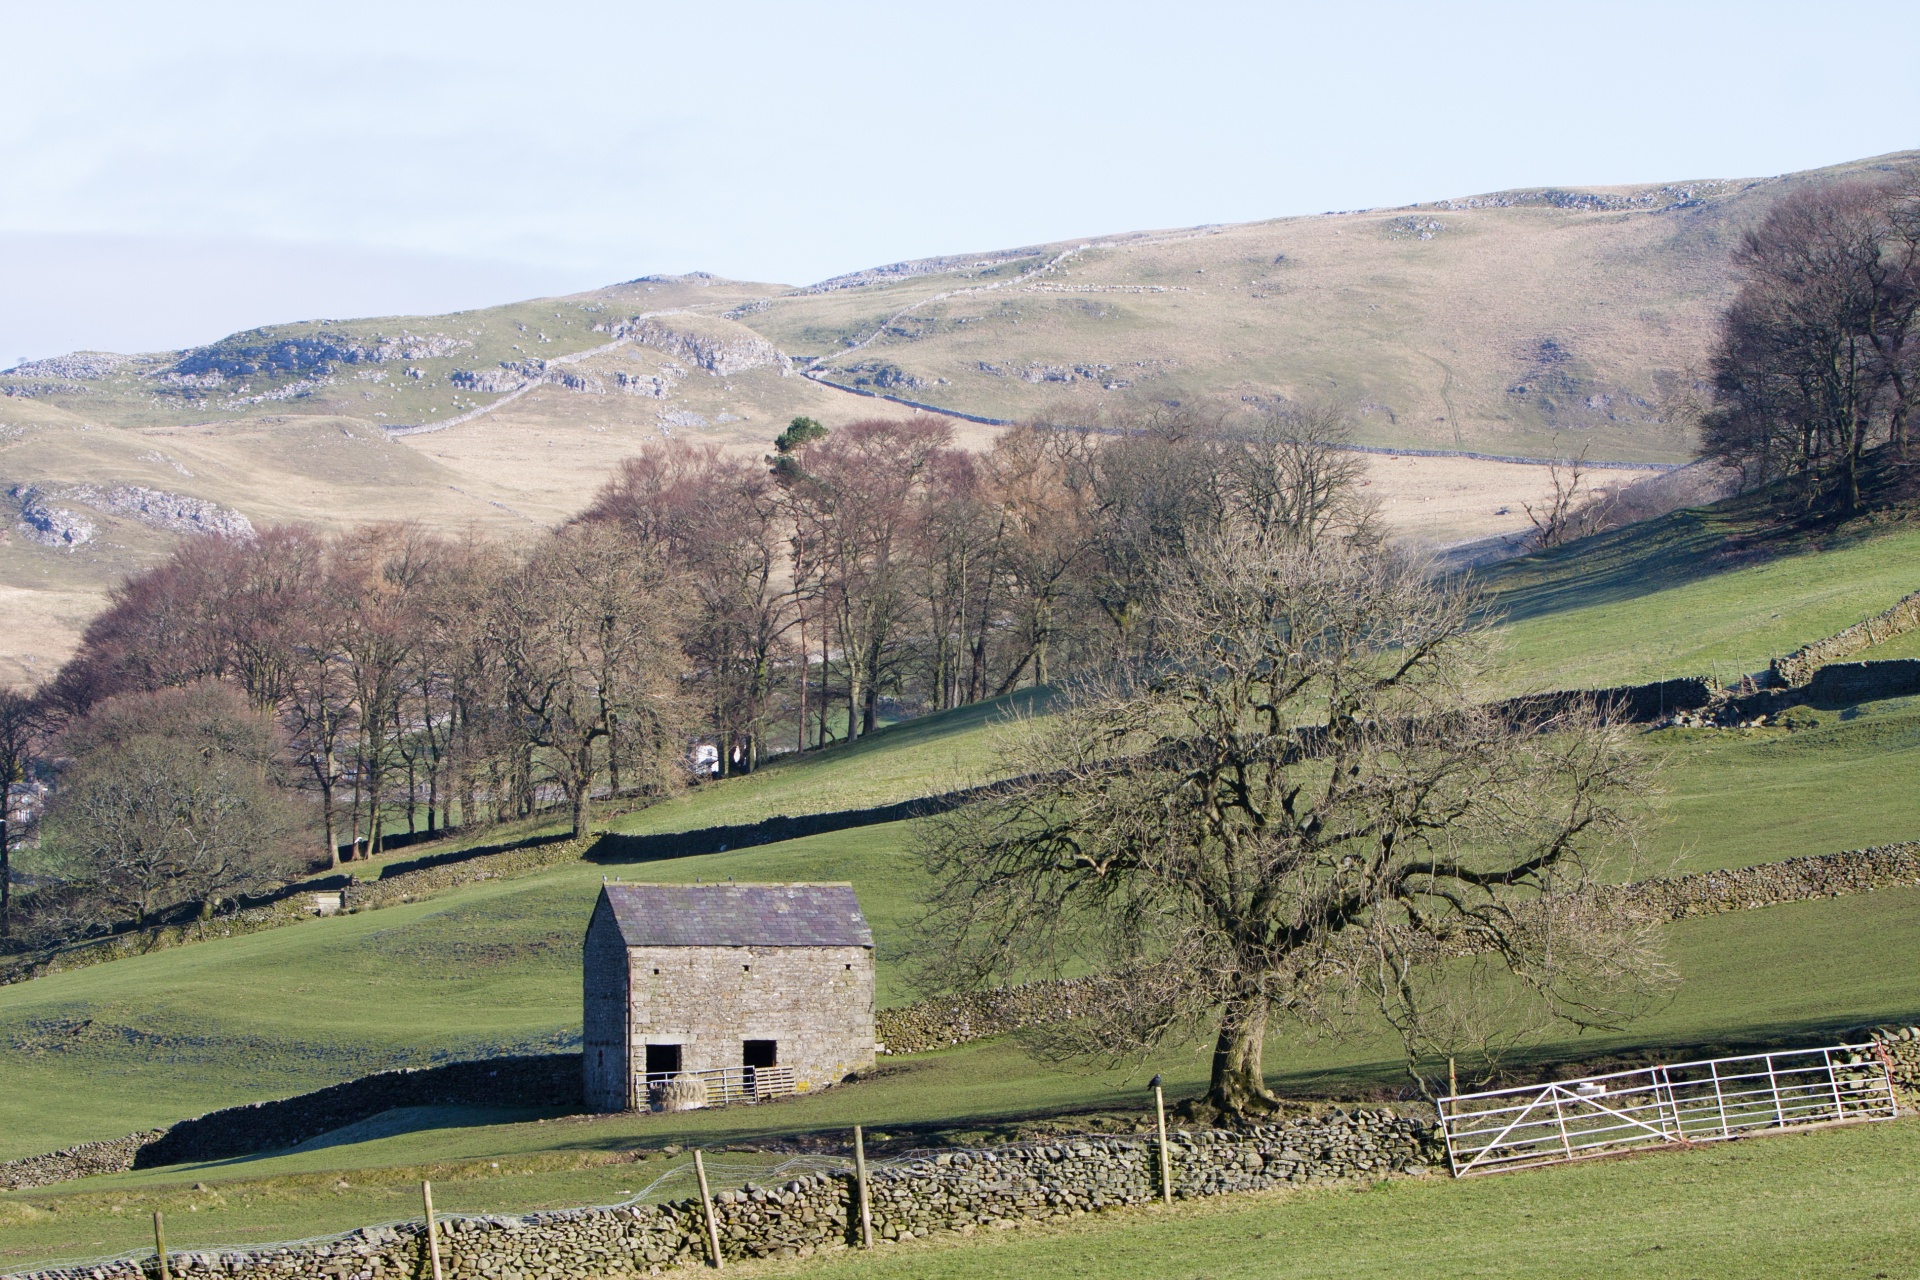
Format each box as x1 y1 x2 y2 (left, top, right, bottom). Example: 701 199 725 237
3 0 1916 362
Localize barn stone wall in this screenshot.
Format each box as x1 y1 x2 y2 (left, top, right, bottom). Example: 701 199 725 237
583 898 633 1112
627 944 875 1095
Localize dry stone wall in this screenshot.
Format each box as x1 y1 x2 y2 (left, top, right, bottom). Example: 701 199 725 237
1603 841 1920 920
0 1132 166 1192
134 1056 582 1169
1773 589 1920 687
1867 1026 1920 1101
5 1111 1435 1280
0 837 592 989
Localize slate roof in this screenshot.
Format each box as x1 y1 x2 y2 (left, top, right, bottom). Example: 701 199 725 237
599 882 873 949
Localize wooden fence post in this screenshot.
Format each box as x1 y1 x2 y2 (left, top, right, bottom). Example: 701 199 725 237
853 1125 874 1248
421 1180 445 1280
1154 1086 1173 1205
152 1211 170 1280
693 1150 724 1269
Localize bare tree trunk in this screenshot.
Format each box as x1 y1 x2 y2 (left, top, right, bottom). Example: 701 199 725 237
846 666 861 744
1206 998 1280 1119
320 758 338 871
796 613 808 753
1 803 10 937
819 622 832 747
347 756 362 863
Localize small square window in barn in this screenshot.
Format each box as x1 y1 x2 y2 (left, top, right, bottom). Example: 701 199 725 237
646 1044 683 1076
743 1039 778 1068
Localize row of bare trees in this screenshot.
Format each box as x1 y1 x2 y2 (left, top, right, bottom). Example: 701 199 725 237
3 404 1374 943
578 404 1380 771
1704 170 1920 510
43 521 688 864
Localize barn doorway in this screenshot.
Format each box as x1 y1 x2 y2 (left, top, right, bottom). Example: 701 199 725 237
646 1044 683 1077
743 1040 778 1068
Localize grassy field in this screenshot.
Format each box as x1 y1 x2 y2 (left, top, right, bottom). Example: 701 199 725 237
737 1116 1920 1280
5 880 1919 1268
1860 623 1920 661
1478 506 1920 691
608 689 1047 838
6 468 1920 1271
4 674 1917 1160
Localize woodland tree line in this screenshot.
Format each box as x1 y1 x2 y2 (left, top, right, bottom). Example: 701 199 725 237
0 405 1379 944
1703 169 1920 509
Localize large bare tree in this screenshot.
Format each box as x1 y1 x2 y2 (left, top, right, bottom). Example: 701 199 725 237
916 525 1660 1119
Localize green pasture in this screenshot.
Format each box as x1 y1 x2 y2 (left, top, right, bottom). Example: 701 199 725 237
5 882 1919 1268
1645 695 1920 873
749 1116 1920 1280
1480 510 1920 692
609 689 1047 838
1859 624 1920 661
7 494 1920 1272
4 686 1918 1164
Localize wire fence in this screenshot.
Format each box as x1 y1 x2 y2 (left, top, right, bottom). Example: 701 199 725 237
0 1152 859 1277
1437 1043 1899 1177
6 1132 1146 1278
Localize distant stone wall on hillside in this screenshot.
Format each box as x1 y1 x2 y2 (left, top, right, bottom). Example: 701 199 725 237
134 1055 583 1169
1802 659 1920 705
1773 589 1920 687
1602 841 1920 920
0 836 594 989
0 1131 166 1192
1495 677 1716 725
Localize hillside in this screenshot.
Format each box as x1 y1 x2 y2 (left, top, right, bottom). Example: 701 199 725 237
3 151 1915 685
3 489 1920 1270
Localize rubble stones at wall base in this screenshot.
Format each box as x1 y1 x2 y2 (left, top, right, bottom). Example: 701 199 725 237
4 1111 1435 1280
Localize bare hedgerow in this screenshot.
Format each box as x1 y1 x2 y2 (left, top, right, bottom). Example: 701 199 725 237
913 522 1667 1121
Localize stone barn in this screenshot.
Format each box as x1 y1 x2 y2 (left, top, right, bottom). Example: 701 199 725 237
583 881 876 1112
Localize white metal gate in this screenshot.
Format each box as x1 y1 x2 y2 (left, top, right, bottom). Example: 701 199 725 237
1438 1043 1898 1176
639 1065 797 1110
